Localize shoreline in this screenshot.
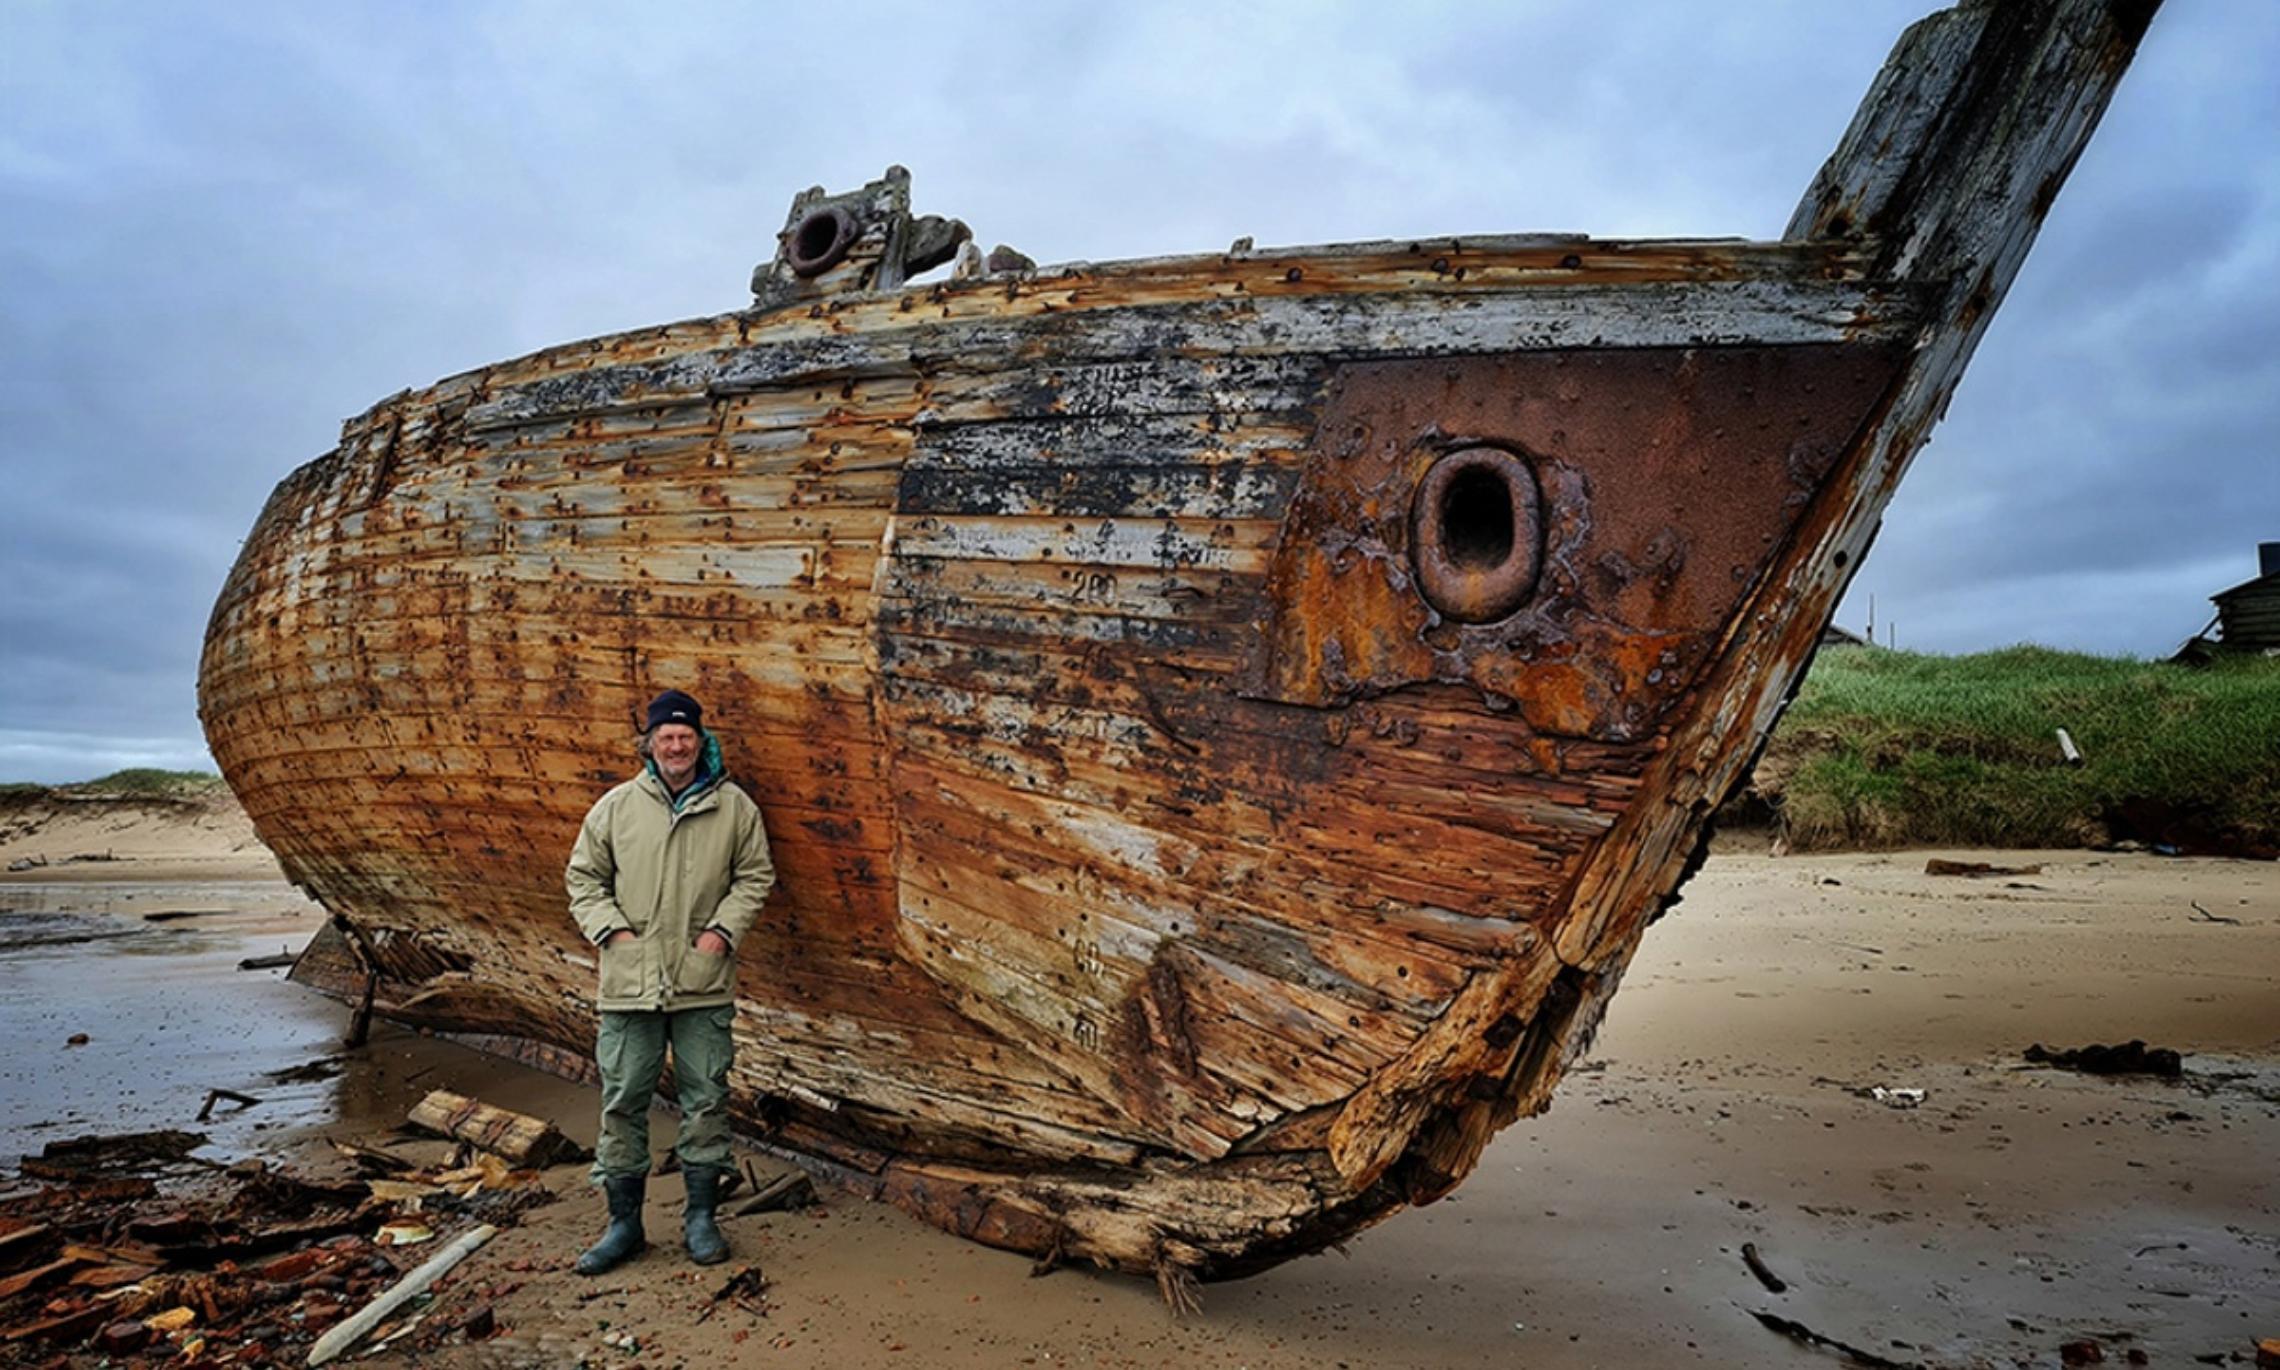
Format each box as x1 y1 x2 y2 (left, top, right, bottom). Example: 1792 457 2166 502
0 854 292 884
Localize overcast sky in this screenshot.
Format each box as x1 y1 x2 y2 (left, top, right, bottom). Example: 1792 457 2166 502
3 1 2274 783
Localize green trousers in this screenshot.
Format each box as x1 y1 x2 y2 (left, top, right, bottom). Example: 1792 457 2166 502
593 1006 736 1181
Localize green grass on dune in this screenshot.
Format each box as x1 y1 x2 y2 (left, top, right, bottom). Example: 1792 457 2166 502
77 769 224 798
0 769 225 800
1758 646 2280 852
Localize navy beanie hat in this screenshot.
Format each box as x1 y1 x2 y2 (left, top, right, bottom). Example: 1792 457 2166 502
645 689 703 733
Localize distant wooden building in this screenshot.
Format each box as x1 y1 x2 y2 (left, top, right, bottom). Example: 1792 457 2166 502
2178 542 2280 660
2212 543 2280 649
1819 622 1871 648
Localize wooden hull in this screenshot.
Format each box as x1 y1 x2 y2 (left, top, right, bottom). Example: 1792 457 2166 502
199 1 2154 1283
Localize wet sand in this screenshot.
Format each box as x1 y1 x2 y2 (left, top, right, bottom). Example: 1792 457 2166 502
0 881 326 1160
5 849 2274 1366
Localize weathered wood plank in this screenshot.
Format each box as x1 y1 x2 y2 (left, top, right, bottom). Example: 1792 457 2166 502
874 632 1648 810
898 463 1297 522
406 1090 582 1166
909 413 1309 474
902 845 1447 1039
466 277 1917 430
891 754 1552 966
888 514 1273 573
879 555 1257 630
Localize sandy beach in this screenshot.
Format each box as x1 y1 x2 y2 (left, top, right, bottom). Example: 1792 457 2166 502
0 790 286 885
5 840 2273 1368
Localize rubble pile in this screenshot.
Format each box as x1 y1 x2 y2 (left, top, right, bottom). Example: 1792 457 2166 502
0 1125 554 1365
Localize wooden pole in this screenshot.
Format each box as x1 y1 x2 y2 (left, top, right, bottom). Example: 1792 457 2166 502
305 1223 495 1366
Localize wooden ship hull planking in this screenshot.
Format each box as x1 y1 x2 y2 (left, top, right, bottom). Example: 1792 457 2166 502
199 0 2158 1286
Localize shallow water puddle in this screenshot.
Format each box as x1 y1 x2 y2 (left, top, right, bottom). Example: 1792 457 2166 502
0 880 344 1167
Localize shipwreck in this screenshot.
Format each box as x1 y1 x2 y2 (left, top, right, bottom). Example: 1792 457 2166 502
200 0 2159 1289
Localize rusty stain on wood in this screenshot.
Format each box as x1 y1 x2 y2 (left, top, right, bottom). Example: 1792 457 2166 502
201 0 2159 1283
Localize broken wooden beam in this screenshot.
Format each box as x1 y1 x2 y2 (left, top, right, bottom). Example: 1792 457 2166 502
197 1088 260 1122
327 1138 419 1175
20 1129 207 1181
0 1301 108 1346
728 1171 814 1218
405 1090 587 1167
0 1218 54 1270
0 1254 83 1301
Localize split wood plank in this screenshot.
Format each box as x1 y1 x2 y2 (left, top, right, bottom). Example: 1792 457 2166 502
405 1091 585 1168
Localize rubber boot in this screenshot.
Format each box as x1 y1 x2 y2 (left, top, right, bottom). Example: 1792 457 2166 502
575 1174 647 1276
682 1165 730 1265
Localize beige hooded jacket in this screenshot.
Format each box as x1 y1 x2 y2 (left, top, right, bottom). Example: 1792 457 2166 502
565 762 775 1012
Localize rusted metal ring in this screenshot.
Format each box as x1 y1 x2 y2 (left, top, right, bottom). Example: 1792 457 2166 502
784 206 858 278
1410 446 1542 623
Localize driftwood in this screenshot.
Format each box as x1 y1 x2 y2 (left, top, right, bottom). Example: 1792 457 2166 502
328 1138 419 1174
0 1302 109 1346
405 1090 586 1167
2023 1041 2183 1078
1925 859 2044 878
303 1222 495 1367
1740 1242 1788 1295
1746 1309 1917 1369
0 1159 406 1359
0 1256 81 1302
695 1265 769 1323
0 1219 52 1266
195 0 2161 1279
22 1130 207 1180
334 917 379 1049
196 1088 260 1122
728 1172 814 1218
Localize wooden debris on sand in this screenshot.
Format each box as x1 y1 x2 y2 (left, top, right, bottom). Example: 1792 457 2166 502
1925 858 2046 878
0 1126 537 1360
305 1223 497 1367
729 1171 814 1218
2023 1040 2184 1078
406 1089 589 1168
696 1265 771 1323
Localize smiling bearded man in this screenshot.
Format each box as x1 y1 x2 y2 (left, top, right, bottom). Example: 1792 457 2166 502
565 688 775 1273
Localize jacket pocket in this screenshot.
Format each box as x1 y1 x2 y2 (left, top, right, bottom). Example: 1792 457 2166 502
675 944 734 998
598 936 644 1002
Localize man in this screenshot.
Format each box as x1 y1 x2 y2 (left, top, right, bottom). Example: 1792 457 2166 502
565 688 774 1274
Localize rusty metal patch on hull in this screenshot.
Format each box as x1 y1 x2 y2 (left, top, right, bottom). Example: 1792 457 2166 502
1242 346 1906 740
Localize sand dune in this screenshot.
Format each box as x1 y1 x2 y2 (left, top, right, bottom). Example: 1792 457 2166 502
0 787 285 882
